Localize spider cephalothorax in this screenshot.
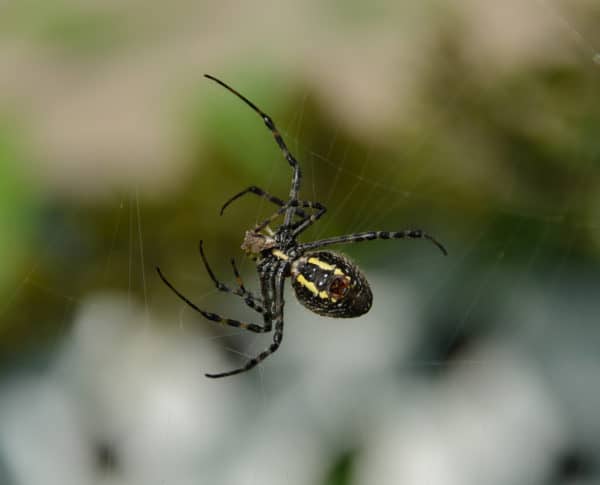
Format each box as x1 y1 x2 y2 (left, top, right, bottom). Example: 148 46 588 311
157 74 447 378
240 230 276 255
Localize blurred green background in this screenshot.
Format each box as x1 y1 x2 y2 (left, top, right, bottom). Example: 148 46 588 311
1 1 600 484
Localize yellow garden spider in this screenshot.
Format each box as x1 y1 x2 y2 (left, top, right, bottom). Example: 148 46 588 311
157 74 447 378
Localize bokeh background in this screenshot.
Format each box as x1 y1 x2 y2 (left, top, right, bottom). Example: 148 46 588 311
1 1 600 484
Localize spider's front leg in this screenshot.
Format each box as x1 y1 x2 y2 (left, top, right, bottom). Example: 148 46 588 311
205 74 302 210
220 185 308 219
220 185 323 233
289 200 327 236
252 199 327 233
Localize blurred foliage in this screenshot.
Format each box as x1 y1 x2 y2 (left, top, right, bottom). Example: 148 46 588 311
0 0 599 365
322 449 357 485
0 1 129 57
0 122 37 323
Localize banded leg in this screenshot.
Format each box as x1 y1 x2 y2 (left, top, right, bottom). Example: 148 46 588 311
156 267 272 333
290 201 327 237
205 262 287 378
253 200 326 233
204 74 302 227
230 257 247 293
298 230 448 255
199 241 264 314
220 185 308 219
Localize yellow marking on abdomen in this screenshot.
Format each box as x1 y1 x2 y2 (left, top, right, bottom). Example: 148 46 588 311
296 274 318 296
308 257 335 271
272 249 289 260
296 274 337 303
296 274 333 300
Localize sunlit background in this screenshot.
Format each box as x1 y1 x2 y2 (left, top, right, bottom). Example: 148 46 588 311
1 1 600 484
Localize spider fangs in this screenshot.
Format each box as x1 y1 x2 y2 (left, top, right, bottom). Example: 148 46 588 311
157 74 447 379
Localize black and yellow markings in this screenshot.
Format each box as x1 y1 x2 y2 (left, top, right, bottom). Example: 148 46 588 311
306 257 350 280
155 267 269 334
235 274 244 287
224 318 267 333
188 309 267 333
292 251 372 318
295 273 331 300
307 257 334 271
293 256 351 302
271 249 289 260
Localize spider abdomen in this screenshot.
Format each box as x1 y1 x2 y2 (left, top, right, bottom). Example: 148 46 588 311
290 251 372 318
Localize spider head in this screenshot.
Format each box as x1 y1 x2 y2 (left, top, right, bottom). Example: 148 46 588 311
291 251 372 318
241 230 277 255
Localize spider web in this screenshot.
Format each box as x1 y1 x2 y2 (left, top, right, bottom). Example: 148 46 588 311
1 2 600 484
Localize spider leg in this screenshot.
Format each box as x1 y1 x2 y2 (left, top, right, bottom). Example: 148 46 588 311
298 230 448 255
156 267 272 333
204 74 301 227
220 185 308 219
229 257 264 307
290 201 327 236
199 241 264 314
253 200 326 233
205 262 287 378
230 257 247 292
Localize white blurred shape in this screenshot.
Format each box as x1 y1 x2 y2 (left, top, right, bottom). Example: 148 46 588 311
0 378 91 485
224 421 324 485
56 293 241 485
1 293 243 485
284 273 420 382
355 343 567 485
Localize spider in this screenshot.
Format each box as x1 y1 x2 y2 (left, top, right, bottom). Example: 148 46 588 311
156 74 447 378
